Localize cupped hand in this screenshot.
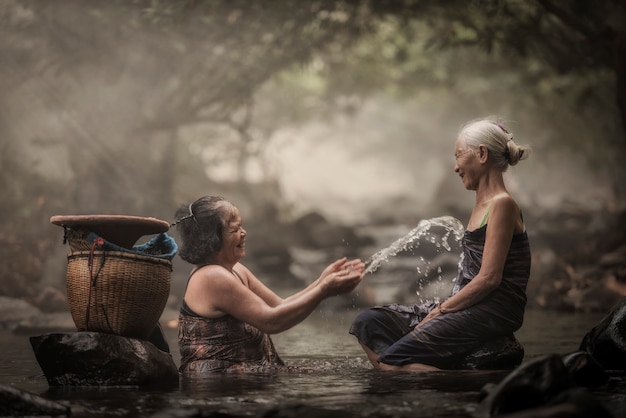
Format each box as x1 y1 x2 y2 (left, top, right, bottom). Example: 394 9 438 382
319 257 365 297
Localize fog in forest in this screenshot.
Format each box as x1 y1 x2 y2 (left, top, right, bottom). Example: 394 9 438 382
1 0 625 313
19 83 617 228
15 66 618 225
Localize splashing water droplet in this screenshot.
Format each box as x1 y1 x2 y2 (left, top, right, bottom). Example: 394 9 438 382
364 216 464 275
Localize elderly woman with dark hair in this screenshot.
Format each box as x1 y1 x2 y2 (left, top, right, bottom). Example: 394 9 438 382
174 196 365 373
350 117 531 371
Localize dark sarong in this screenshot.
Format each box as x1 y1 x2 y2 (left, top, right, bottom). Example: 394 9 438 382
178 302 284 374
350 225 531 369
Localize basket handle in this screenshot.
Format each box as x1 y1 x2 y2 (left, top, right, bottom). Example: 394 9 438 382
85 237 106 328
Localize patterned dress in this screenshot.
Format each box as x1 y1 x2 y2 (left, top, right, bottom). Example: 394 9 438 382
350 224 531 369
178 270 284 374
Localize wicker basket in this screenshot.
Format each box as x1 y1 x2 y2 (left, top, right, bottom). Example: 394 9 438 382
66 250 172 339
63 228 93 252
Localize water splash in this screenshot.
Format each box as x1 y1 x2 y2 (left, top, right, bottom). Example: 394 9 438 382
364 216 464 275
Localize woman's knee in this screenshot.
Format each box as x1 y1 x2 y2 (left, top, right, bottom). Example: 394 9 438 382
350 309 372 332
352 308 386 327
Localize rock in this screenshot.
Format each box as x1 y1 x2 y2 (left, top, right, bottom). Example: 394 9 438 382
0 296 41 330
570 283 622 314
562 351 608 387
484 388 611 418
0 383 70 417
599 245 626 267
579 297 626 372
147 322 171 353
460 335 525 371
13 311 76 334
30 332 178 387
479 354 574 416
293 212 373 252
33 285 69 312
544 388 611 417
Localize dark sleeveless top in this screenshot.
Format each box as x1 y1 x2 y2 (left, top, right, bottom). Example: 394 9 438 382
452 224 531 329
178 268 284 374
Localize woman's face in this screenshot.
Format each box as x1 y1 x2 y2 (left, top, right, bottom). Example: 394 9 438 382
454 137 481 191
218 206 247 264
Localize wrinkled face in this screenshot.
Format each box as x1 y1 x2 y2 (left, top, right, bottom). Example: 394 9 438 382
218 206 247 264
454 137 480 191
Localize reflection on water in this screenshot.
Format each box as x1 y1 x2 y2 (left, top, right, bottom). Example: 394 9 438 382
0 307 615 417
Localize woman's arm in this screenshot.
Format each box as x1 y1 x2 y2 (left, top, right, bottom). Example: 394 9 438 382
186 258 364 334
240 257 365 308
235 263 284 307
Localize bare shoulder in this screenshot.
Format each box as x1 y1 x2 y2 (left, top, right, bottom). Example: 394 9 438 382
491 193 519 213
184 265 241 318
190 265 239 290
490 193 524 232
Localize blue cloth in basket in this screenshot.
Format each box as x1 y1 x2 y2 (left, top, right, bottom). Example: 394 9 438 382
85 232 178 260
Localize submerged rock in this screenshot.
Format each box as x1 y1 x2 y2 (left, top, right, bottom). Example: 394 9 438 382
580 297 626 372
30 332 178 387
0 384 70 417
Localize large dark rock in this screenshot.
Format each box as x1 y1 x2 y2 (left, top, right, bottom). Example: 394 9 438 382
479 354 575 416
479 387 611 418
580 297 626 372
0 384 70 417
562 351 608 387
30 332 178 387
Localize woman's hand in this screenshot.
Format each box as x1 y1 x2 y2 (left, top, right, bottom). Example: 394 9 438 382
319 257 365 297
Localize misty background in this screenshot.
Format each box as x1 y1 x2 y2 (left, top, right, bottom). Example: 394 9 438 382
1 0 625 316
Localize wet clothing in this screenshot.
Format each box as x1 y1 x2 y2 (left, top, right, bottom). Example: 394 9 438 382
178 268 284 374
350 224 531 369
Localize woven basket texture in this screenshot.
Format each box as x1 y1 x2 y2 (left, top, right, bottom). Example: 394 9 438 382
65 228 93 252
66 250 172 339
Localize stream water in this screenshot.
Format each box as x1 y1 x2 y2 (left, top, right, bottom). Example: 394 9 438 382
2 307 622 417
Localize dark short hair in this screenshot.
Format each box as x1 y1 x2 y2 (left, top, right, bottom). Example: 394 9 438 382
174 196 235 265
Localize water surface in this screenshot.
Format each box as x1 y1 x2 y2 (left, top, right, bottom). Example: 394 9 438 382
2 306 619 417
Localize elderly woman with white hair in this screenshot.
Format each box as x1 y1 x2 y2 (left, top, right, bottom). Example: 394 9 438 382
350 117 531 371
